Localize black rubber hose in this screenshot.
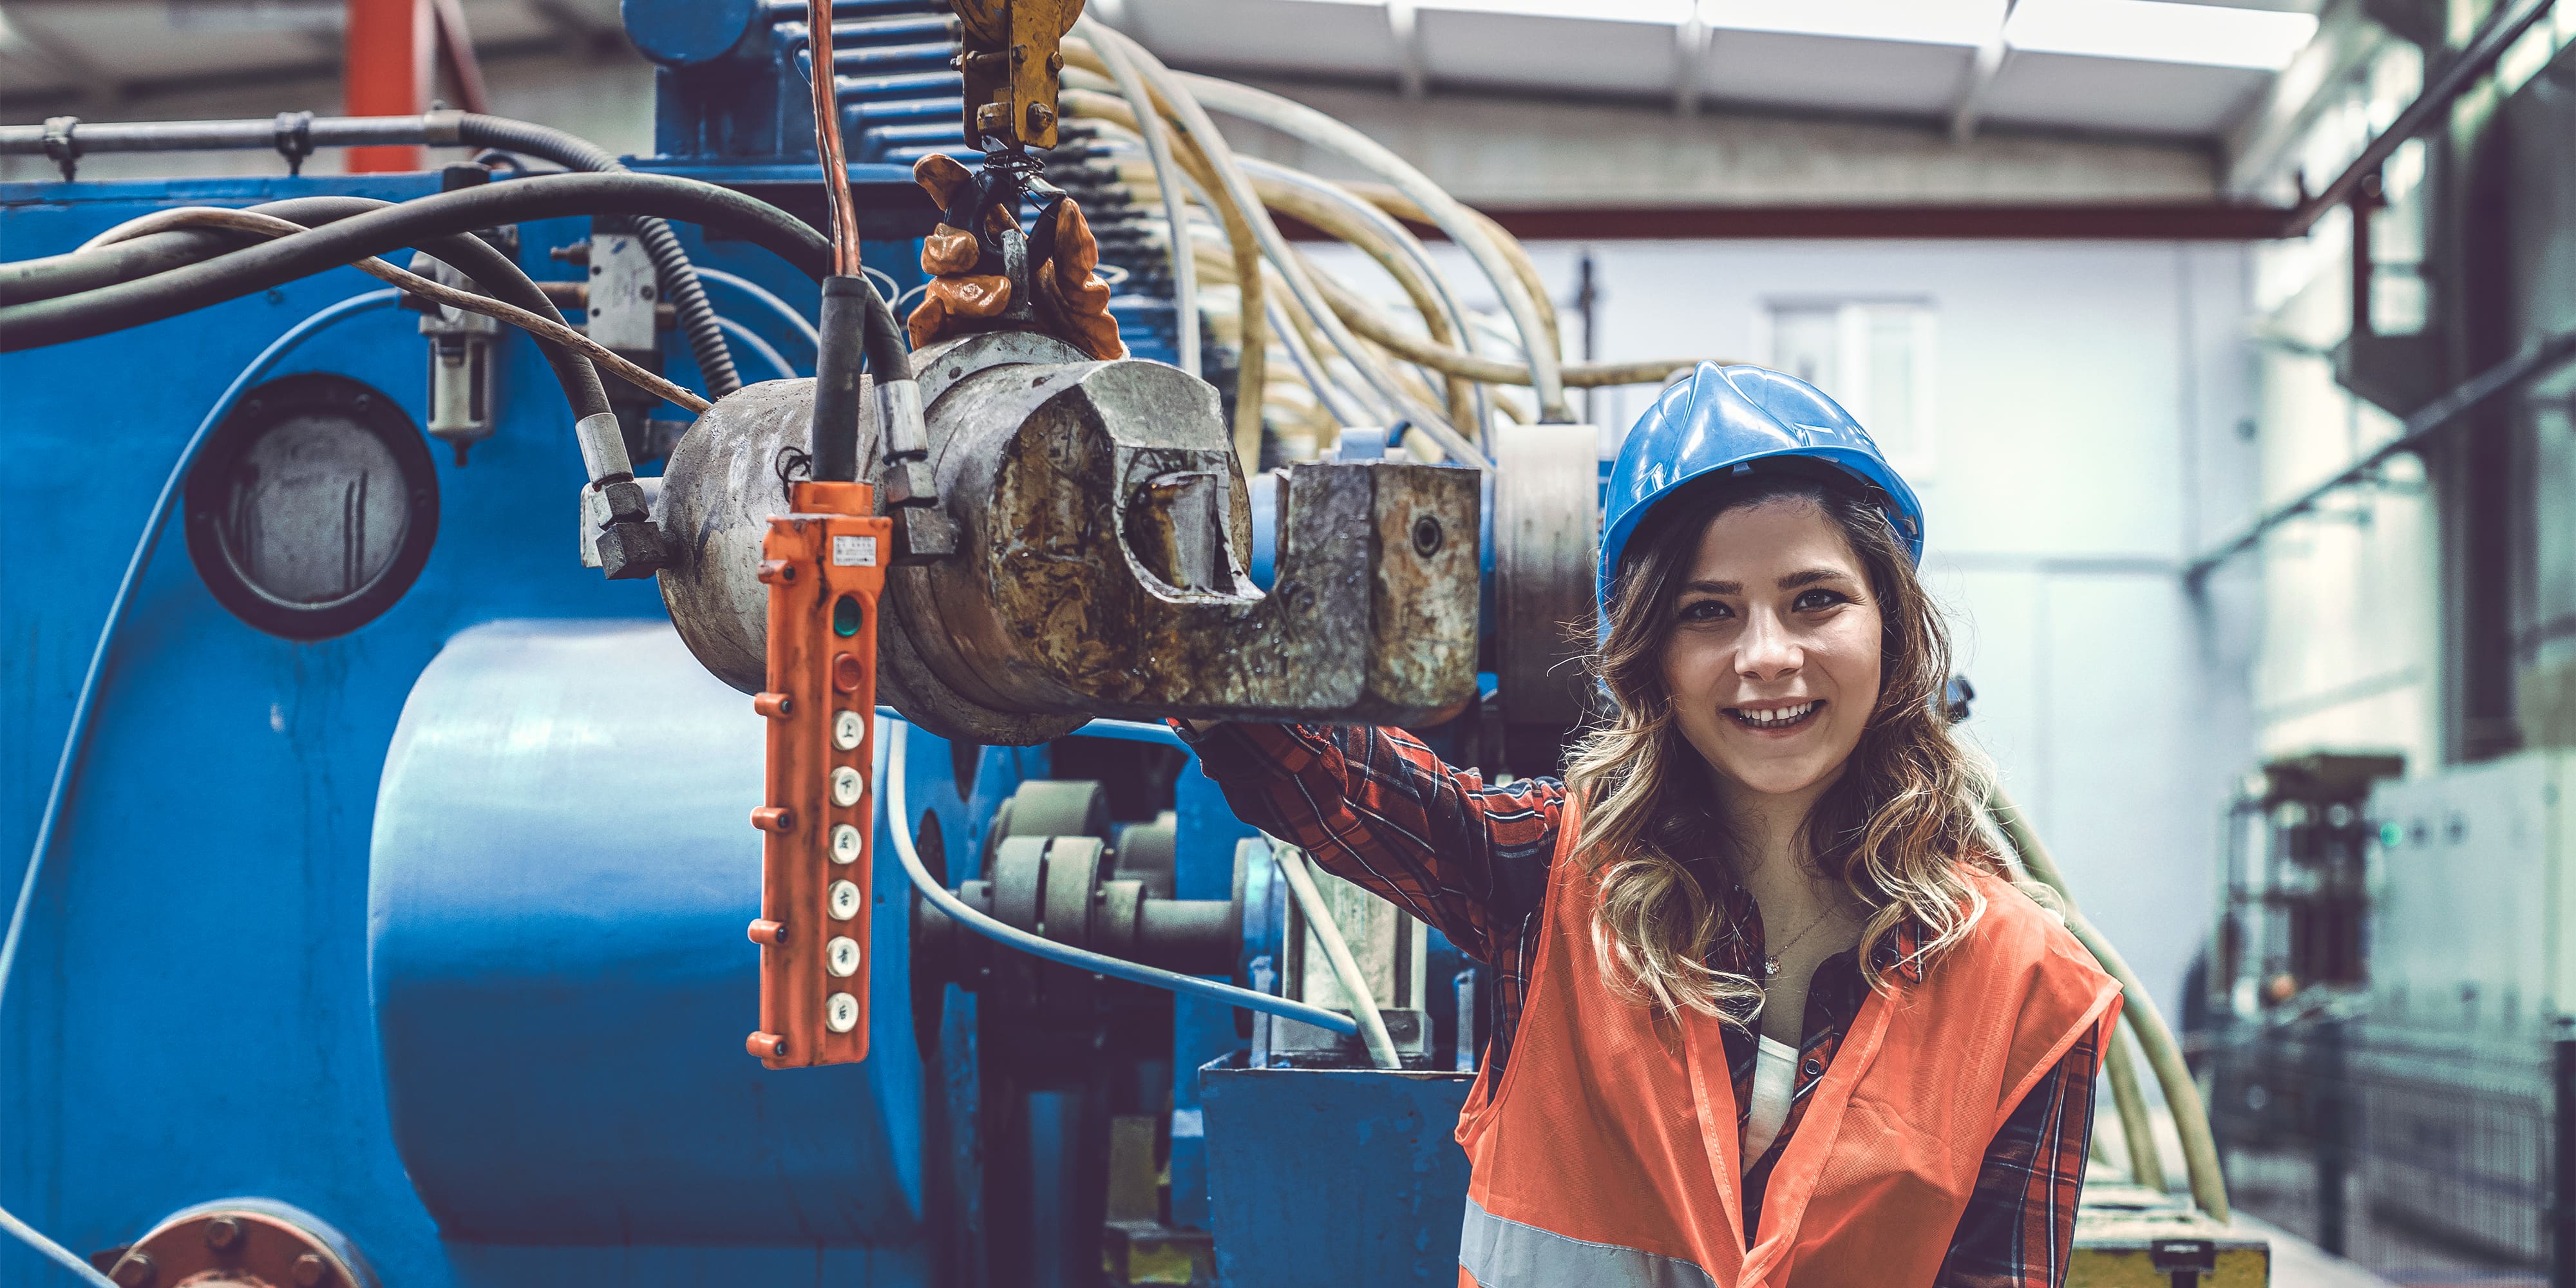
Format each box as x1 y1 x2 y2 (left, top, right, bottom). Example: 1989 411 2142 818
452 113 743 398
0 172 833 354
0 227 242 306
249 196 611 420
812 276 868 482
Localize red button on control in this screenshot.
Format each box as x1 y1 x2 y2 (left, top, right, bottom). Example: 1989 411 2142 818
833 653 862 694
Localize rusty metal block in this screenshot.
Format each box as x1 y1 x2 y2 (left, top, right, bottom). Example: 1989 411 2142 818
657 333 1481 743
896 357 1481 732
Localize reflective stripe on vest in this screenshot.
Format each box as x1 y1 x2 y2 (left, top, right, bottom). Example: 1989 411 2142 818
1455 799 2121 1287
1461 1197 1719 1288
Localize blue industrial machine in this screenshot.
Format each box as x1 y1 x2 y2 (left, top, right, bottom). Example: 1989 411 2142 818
0 3 1508 1286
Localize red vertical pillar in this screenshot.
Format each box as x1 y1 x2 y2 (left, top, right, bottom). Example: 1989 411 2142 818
345 0 431 173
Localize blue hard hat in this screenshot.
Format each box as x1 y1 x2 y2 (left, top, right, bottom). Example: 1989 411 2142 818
1597 363 1924 614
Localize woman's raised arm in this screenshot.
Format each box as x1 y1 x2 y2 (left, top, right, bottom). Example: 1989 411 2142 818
1179 722 1563 966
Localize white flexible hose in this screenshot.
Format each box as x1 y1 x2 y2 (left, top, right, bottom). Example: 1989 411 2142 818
1176 71 1566 419
886 719 1359 1035
1078 23 1492 470
1238 155 1493 438
690 265 823 352
714 315 797 381
1269 840 1405 1070
1086 27 1200 379
1268 289 1380 429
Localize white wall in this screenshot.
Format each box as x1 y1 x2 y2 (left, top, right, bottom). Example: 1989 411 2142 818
1316 236 2264 1036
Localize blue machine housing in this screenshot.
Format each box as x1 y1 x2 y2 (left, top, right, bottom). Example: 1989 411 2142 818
1 7 1461 1285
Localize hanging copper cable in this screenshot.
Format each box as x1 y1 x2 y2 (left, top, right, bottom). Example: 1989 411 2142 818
808 0 862 277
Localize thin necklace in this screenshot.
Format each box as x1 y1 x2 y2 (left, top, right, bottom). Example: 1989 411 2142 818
1759 905 1837 978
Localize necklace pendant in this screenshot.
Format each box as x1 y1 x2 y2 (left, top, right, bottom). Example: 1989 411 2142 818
1763 955 1780 978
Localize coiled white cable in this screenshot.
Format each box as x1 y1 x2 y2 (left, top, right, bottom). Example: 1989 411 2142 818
1176 71 1566 419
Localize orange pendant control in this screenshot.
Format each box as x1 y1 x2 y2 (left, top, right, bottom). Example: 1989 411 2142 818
745 480 892 1068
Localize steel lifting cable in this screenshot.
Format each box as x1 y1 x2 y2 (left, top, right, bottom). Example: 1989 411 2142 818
0 291 403 1288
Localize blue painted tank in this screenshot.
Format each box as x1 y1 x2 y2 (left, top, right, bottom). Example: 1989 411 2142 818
370 618 927 1247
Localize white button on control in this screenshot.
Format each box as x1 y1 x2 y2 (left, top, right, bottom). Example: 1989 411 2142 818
825 991 859 1032
827 936 862 977
830 823 862 865
831 765 863 808
829 879 862 920
834 709 864 750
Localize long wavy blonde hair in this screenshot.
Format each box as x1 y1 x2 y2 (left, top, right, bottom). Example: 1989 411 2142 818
1562 471 2001 1025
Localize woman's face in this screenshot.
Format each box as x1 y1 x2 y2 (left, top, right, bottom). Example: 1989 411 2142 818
1656 497 1884 801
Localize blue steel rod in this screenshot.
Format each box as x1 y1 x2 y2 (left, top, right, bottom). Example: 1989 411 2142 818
886 719 1356 1035
0 288 402 1288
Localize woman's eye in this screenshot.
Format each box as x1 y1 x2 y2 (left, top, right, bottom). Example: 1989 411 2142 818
1678 600 1731 622
1793 589 1848 612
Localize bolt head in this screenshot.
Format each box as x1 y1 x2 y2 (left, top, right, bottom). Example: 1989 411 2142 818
202 1216 243 1251
292 1251 332 1287
109 1252 156 1288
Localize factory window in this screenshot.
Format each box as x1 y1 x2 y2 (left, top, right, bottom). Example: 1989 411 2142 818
1761 299 1937 477
184 374 440 641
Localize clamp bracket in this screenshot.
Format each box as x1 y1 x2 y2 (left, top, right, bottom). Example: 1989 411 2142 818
41 115 79 181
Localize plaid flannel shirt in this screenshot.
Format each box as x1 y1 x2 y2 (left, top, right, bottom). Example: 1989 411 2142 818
1184 720 2103 1288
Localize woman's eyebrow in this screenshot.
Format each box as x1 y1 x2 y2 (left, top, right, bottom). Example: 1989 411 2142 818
1680 579 1741 596
1777 568 1851 590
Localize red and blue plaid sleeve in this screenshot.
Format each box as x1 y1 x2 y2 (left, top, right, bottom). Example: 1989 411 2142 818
1934 1025 2104 1288
1181 722 1564 1075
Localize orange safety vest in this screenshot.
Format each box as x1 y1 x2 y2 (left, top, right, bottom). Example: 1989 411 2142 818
1457 804 2121 1288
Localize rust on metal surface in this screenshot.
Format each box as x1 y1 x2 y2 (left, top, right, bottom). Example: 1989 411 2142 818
750 479 891 1068
949 0 1083 151
898 357 1481 731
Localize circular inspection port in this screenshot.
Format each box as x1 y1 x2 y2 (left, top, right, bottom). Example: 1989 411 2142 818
184 374 439 640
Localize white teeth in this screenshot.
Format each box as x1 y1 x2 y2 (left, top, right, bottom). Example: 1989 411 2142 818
1731 702 1816 728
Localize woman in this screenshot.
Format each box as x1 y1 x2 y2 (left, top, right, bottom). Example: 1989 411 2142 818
1182 365 2121 1288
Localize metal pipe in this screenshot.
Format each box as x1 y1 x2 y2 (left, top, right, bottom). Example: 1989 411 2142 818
2184 327 2576 584
0 114 429 155
2285 0 2559 238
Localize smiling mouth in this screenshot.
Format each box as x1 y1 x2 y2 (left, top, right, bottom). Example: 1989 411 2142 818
1726 701 1821 731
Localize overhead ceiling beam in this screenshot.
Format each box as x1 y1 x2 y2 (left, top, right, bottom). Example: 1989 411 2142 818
1274 200 2297 242
1388 0 1426 101
0 7 128 105
526 0 627 57
1672 8 1709 118
1947 0 2016 143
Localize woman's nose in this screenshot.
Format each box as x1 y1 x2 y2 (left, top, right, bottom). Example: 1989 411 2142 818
1735 608 1801 679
